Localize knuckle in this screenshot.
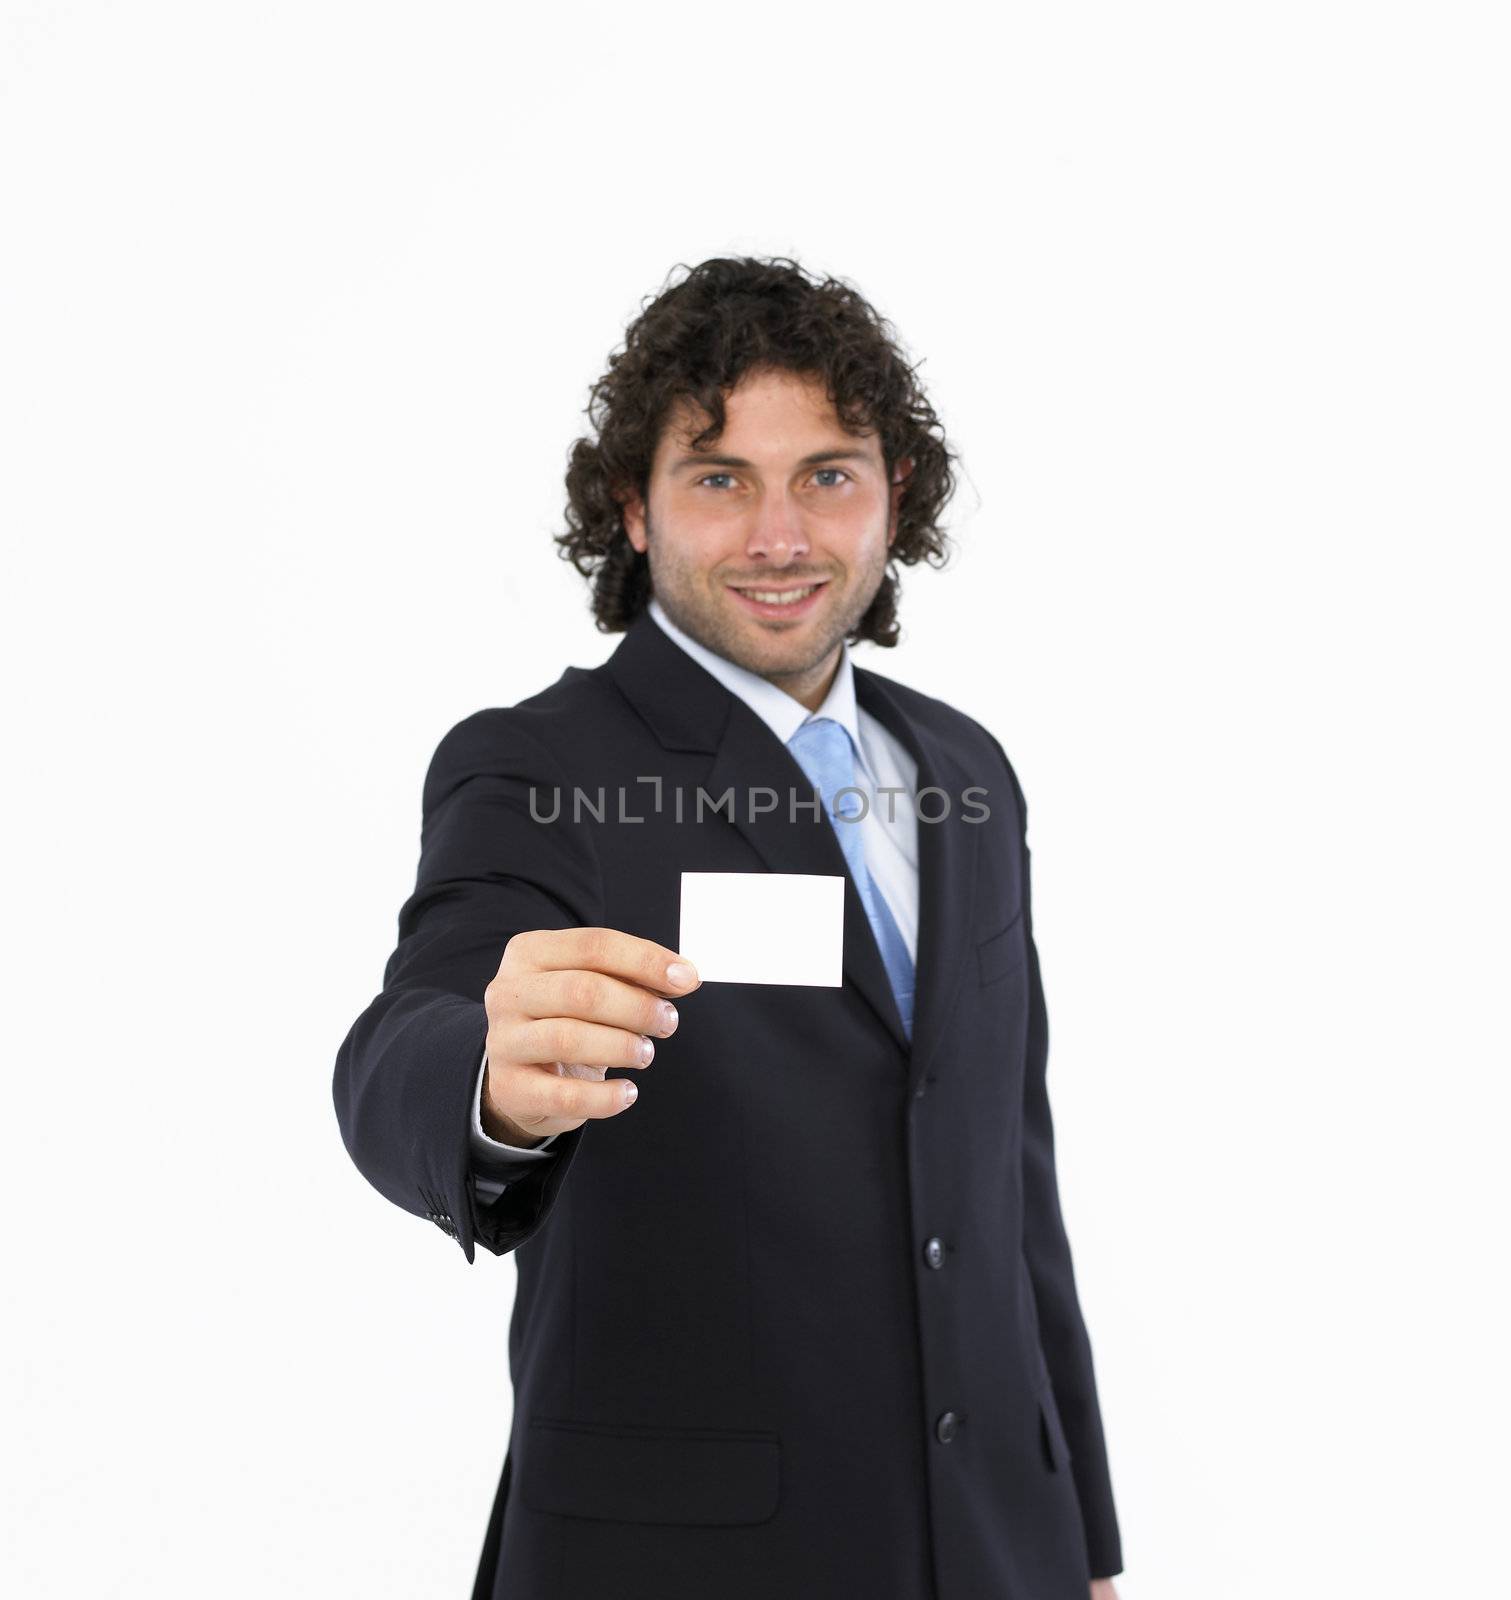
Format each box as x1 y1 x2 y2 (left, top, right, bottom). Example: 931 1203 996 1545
510 1019 542 1063
538 1018 572 1061
562 969 599 1016
483 976 506 1019
555 1081 585 1121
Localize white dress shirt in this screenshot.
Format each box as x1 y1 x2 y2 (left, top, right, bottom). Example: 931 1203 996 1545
471 595 921 1193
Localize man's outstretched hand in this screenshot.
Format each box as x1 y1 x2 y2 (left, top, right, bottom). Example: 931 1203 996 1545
480 928 702 1147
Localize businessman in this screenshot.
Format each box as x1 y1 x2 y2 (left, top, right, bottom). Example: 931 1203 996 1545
334 257 1124 1599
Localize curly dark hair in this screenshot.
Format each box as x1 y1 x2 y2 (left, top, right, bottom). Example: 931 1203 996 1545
555 256 958 647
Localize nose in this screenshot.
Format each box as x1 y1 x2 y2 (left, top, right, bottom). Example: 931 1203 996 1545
744 490 809 566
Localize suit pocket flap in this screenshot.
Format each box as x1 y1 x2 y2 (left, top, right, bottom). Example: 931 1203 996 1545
521 1417 781 1526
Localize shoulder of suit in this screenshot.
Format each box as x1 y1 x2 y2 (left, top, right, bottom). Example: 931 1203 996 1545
426 669 618 793
853 665 1015 776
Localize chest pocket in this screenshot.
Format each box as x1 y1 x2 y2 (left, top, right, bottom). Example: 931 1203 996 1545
976 909 1027 987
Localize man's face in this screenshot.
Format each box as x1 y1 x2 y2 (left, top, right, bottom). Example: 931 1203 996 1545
621 367 910 703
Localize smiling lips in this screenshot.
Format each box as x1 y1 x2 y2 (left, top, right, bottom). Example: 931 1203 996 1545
727 579 829 610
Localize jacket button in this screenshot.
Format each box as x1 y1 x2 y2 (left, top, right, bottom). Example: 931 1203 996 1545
923 1237 946 1269
935 1411 959 1444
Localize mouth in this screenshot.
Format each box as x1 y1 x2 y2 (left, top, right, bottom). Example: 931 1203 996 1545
726 579 830 620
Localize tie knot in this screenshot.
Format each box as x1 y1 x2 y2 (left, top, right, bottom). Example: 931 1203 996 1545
789 715 848 753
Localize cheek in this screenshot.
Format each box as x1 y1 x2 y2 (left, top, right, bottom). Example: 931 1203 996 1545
649 512 745 576
821 494 892 554
659 490 746 538
821 483 888 524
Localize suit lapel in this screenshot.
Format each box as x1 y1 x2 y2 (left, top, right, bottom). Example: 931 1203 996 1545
853 668 981 1097
604 612 978 1087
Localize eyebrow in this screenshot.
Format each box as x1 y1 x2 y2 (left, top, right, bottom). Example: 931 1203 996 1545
671 447 876 474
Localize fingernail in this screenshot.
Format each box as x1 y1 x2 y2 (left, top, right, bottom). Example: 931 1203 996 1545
666 960 698 988
637 1035 655 1065
657 1002 678 1035
623 1080 638 1106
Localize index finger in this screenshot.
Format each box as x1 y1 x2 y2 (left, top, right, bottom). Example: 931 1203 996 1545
513 926 701 998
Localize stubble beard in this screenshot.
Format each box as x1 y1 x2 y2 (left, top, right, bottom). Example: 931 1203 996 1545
642 514 890 687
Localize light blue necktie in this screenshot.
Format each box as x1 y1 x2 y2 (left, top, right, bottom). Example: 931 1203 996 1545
787 716 915 1041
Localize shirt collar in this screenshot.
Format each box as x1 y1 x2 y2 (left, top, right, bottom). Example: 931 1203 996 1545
646 595 876 785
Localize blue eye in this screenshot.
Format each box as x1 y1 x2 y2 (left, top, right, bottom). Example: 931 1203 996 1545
813 468 850 487
698 473 735 490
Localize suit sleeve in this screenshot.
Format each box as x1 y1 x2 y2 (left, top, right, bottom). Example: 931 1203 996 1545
995 735 1124 1579
332 709 602 1263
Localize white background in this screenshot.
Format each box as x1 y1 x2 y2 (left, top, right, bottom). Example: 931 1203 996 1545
4 3 1507 1595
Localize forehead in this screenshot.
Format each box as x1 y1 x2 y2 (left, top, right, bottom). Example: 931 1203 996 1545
657 368 878 459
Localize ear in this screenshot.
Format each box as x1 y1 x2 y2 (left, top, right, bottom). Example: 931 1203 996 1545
887 457 914 547
618 485 649 554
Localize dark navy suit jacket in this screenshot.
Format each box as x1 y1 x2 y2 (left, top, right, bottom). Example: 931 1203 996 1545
334 610 1122 1598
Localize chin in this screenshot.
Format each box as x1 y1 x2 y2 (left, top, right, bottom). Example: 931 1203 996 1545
747 634 835 675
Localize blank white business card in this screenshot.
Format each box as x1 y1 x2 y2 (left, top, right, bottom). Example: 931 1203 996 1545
678 871 845 986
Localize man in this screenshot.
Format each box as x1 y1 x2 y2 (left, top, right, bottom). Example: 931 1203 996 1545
334 257 1124 1599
